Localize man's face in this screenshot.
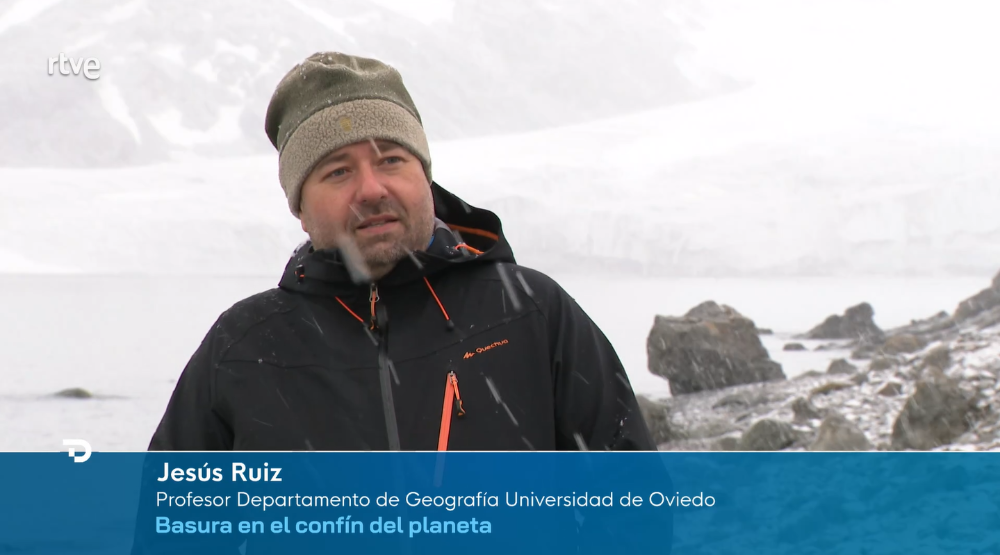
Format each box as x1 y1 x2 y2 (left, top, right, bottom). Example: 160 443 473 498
299 139 435 280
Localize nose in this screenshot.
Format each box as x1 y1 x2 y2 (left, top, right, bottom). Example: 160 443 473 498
353 161 388 204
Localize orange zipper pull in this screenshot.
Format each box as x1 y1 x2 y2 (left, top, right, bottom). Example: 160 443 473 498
450 371 465 417
369 284 379 330
438 371 466 451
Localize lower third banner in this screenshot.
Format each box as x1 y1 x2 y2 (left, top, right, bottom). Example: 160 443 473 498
0 452 997 554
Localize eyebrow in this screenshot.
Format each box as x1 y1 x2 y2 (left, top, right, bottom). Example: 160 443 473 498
315 141 406 168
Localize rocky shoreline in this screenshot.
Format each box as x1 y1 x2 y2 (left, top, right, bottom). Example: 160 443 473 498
638 270 1000 451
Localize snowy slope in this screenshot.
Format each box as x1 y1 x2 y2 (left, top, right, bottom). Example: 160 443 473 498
0 0 726 167
2 86 999 277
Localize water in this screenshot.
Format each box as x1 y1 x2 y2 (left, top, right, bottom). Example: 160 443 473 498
0 273 987 451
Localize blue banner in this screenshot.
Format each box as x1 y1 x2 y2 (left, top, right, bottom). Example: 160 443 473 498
1 452 998 554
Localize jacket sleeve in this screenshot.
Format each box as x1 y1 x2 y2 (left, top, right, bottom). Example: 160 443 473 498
147 315 234 451
541 278 657 451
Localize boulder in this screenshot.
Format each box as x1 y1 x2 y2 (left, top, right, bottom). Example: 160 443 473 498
806 302 885 342
891 376 976 450
955 271 1000 321
810 381 853 396
850 372 869 385
758 328 774 336
636 395 679 445
712 392 768 410
827 358 857 375
647 301 786 395
921 345 951 371
850 343 877 360
869 357 898 371
878 382 903 397
739 419 799 451
791 397 823 422
783 343 807 352
53 387 93 399
808 413 873 451
882 334 926 355
714 436 740 451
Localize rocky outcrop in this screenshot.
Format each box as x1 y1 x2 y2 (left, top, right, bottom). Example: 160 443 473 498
791 397 823 422
808 414 872 451
955 270 1000 322
891 376 977 450
882 334 926 355
739 419 800 451
805 302 885 342
783 343 807 351
53 387 93 399
642 270 1000 453
636 395 680 445
647 301 785 395
827 358 857 375
878 382 903 397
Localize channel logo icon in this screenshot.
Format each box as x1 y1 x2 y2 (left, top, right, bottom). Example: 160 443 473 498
62 439 92 463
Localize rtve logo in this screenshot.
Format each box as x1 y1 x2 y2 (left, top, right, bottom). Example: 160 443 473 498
62 439 92 463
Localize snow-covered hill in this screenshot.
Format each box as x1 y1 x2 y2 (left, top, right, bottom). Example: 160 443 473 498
0 0 727 167
2 85 999 277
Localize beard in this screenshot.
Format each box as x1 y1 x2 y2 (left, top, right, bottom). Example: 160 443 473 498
306 194 435 281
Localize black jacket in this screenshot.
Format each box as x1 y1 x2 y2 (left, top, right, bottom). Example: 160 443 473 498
148 183 655 451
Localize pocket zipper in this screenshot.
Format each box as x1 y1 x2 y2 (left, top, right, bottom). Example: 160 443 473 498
437 371 465 451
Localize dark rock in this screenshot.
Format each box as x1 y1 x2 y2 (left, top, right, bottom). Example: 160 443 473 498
783 343 807 351
647 302 785 395
758 328 774 335
815 342 847 351
891 376 976 450
806 302 885 342
878 382 903 397
955 271 1000 321
850 343 877 360
739 419 799 451
827 358 857 375
870 357 898 371
810 381 853 396
636 395 680 445
53 387 93 399
791 397 823 422
889 310 956 340
808 413 873 451
850 372 869 385
712 392 766 410
882 334 926 355
795 370 824 379
715 436 740 451
922 345 951 370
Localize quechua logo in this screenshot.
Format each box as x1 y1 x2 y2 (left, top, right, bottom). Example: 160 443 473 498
463 338 509 359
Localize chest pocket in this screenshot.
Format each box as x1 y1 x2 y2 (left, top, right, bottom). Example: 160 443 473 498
433 319 555 451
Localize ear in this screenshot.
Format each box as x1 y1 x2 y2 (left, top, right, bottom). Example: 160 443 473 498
299 214 308 234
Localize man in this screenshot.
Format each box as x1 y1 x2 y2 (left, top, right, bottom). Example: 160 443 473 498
147 52 655 451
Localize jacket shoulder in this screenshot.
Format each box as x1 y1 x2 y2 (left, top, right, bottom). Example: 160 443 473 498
210 288 298 347
479 263 574 314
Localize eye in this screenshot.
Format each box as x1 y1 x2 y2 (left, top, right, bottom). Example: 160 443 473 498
382 156 404 165
324 167 348 180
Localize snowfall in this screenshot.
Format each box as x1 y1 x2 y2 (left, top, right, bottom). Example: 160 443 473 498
1 0 999 451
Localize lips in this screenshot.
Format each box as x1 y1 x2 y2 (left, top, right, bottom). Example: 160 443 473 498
356 215 399 230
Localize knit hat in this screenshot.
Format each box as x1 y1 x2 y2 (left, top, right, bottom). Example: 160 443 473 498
264 52 432 217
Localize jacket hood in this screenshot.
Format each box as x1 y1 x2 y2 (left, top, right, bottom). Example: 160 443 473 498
278 182 515 297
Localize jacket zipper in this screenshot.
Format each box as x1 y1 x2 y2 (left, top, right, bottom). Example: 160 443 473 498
371 283 401 451
437 371 465 451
